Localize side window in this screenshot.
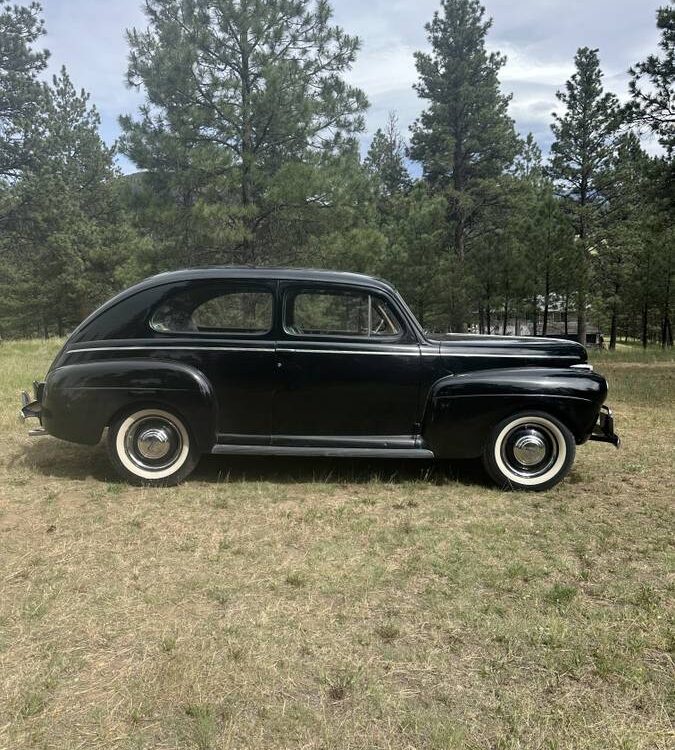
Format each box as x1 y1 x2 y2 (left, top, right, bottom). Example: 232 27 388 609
286 289 402 338
151 286 273 335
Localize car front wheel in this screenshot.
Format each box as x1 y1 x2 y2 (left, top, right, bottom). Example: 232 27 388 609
106 407 199 486
482 412 576 491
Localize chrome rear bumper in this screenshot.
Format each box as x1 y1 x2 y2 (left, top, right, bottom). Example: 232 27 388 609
19 382 47 436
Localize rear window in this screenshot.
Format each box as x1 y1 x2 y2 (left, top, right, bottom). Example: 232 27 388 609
151 286 273 335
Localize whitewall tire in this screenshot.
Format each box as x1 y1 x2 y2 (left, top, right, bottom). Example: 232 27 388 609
482 412 576 491
106 408 199 486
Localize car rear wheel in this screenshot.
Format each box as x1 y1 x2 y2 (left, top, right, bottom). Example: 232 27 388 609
482 412 576 491
106 407 198 486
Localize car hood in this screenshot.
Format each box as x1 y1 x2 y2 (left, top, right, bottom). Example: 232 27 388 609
431 334 588 367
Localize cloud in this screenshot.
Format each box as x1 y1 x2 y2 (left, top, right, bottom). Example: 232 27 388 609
41 0 144 158
347 45 418 99
38 0 665 171
497 44 575 88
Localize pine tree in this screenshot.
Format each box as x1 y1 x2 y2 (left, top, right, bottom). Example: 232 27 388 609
506 135 575 338
549 47 623 345
629 4 674 155
364 112 411 200
0 68 141 336
377 185 448 329
300 139 388 275
594 134 648 349
409 0 519 330
0 1 49 180
120 0 368 267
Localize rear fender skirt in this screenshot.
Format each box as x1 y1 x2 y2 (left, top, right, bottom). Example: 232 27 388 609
42 360 217 449
423 368 608 459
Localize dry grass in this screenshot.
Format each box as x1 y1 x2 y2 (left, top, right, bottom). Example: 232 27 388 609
0 339 673 749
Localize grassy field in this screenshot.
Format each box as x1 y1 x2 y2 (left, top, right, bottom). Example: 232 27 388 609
0 340 673 749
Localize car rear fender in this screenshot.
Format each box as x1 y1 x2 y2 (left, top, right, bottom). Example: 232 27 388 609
422 367 608 459
41 360 217 450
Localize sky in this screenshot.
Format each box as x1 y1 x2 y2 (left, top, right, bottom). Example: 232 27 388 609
41 0 664 173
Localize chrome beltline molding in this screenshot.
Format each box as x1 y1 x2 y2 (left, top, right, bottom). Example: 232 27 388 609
67 346 277 354
430 351 578 359
65 345 580 359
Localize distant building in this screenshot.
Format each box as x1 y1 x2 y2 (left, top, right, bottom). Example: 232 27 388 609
542 321 603 346
472 296 604 345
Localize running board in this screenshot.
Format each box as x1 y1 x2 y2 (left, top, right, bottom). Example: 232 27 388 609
211 445 435 459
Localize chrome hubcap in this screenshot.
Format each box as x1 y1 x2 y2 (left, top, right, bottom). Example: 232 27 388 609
501 424 558 478
136 427 172 460
513 434 547 466
124 416 183 472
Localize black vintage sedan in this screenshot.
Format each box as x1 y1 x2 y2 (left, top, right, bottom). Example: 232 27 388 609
20 268 619 489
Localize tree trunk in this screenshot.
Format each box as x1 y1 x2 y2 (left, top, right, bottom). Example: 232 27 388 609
448 260 468 333
661 264 672 348
449 133 468 332
452 137 465 263
240 28 254 263
663 316 673 348
577 285 587 347
182 189 194 265
542 274 550 337
609 303 618 351
642 301 649 349
454 218 465 263
502 299 508 336
531 295 538 337
478 304 484 335
576 179 589 347
563 293 569 336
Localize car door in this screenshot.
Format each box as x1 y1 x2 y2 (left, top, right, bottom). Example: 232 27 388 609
149 280 278 442
273 282 422 445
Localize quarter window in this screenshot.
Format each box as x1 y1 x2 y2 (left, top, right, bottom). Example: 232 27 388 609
151 287 273 335
286 289 402 338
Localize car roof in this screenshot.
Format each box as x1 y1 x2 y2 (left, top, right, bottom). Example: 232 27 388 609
142 267 397 294
64 266 420 346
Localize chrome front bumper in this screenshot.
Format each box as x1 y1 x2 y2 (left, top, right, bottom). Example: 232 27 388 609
589 405 620 448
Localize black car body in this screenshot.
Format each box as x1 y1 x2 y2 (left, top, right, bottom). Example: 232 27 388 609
20 268 619 489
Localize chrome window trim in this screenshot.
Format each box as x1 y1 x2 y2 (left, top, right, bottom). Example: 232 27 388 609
65 345 419 357
65 345 579 360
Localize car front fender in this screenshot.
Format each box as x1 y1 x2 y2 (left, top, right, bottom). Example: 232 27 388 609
422 367 608 459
